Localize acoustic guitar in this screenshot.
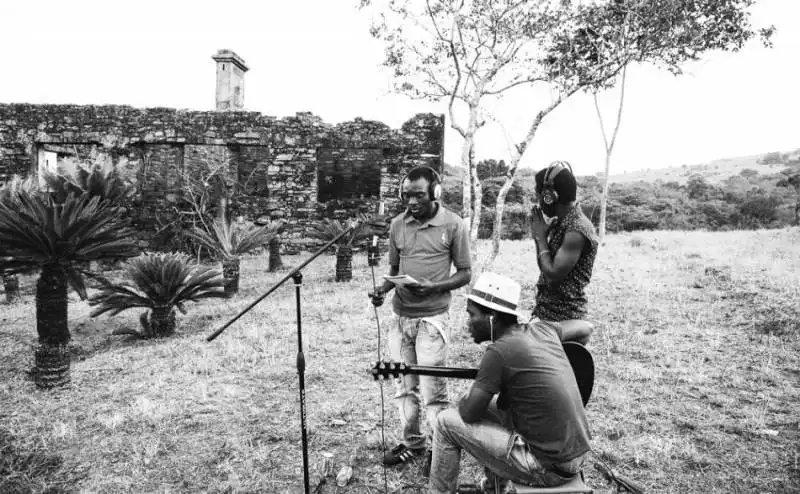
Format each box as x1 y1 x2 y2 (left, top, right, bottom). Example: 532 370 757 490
371 341 594 407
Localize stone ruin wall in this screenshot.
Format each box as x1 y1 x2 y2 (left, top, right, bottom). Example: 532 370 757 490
0 104 444 252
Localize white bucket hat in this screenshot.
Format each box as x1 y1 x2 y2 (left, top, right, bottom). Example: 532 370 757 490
466 272 522 318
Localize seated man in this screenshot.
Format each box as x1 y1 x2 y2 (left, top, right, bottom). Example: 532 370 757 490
428 272 591 494
530 161 599 344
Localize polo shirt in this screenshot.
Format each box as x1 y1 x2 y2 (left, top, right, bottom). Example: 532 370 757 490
388 203 471 318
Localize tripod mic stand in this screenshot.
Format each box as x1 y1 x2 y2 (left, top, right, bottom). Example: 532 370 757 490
207 220 368 494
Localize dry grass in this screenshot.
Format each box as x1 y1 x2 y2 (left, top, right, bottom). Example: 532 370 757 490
1 228 799 493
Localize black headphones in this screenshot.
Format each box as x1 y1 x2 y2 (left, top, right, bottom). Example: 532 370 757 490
541 161 574 206
399 165 443 201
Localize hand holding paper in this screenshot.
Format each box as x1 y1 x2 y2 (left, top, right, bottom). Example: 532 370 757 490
382 275 419 286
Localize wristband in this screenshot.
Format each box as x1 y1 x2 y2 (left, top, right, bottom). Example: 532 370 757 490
538 250 550 259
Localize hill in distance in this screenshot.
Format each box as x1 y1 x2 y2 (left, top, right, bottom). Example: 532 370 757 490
443 148 800 186
603 148 800 185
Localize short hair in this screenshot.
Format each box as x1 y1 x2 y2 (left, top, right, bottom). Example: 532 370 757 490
406 166 440 186
535 165 577 204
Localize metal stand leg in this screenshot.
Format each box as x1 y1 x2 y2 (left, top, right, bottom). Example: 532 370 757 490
293 271 310 494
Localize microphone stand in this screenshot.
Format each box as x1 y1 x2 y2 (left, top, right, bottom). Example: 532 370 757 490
292 271 310 494
206 220 366 494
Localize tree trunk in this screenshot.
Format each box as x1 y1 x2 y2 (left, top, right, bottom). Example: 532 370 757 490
268 237 283 272
594 65 628 243
487 173 518 269
3 272 20 303
149 307 177 338
335 246 353 282
34 265 70 389
36 265 70 346
222 257 240 297
34 344 70 389
483 89 578 270
599 154 611 242
468 142 482 247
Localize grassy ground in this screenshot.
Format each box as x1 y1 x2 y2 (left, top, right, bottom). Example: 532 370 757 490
1 228 799 494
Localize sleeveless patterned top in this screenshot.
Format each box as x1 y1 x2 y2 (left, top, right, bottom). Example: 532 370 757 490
533 205 598 321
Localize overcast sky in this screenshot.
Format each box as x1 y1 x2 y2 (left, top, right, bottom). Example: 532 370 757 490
1 0 796 176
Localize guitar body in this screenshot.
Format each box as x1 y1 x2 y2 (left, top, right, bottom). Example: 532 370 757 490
372 342 595 407
562 341 594 407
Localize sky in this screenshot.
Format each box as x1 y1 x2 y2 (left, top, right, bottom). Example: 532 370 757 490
1 0 797 177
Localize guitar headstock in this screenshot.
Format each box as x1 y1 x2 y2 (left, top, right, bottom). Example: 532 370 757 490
371 361 409 380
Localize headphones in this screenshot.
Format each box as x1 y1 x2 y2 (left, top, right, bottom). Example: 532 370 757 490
399 165 442 202
541 161 574 206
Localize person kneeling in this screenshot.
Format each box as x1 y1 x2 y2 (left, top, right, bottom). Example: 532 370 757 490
428 272 591 494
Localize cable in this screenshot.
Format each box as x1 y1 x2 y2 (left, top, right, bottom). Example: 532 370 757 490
369 260 390 494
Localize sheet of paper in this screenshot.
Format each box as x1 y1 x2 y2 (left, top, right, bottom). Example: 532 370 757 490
382 275 419 286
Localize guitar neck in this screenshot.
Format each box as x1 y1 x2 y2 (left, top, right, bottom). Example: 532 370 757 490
403 364 477 380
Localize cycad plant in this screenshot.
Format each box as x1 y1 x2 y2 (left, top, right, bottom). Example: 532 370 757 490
89 252 225 338
43 161 134 270
42 160 133 206
189 218 281 297
308 219 372 282
0 176 38 303
0 189 138 388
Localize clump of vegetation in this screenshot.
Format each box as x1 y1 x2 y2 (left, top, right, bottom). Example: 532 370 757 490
89 252 226 338
0 173 138 388
189 218 282 297
0 176 39 303
308 219 373 282
0 427 66 493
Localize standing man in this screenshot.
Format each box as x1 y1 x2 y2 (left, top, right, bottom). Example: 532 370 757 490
429 272 591 493
369 165 472 467
530 161 599 344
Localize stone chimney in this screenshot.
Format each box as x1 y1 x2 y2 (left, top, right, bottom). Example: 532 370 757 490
212 49 249 111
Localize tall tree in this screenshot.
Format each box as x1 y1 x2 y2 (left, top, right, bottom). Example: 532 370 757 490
360 0 575 252
362 0 773 267
594 64 627 242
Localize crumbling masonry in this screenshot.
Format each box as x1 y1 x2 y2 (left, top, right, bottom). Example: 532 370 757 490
0 51 444 252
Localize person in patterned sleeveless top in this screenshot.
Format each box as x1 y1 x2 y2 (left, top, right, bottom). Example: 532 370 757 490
529 161 598 344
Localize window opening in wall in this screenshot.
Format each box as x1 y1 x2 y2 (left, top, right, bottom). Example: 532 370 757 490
317 151 382 203
37 149 58 189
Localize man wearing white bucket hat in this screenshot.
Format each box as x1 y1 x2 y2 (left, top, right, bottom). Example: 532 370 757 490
428 272 591 494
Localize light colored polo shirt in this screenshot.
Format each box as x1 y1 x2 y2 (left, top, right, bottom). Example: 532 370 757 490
388 203 471 318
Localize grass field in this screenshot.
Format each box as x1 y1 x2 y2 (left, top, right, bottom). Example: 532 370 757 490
1 228 799 493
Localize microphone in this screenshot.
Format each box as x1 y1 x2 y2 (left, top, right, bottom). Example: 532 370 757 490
373 202 385 245
368 202 385 266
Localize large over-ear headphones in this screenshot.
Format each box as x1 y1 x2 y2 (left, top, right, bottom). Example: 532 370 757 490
399 165 443 201
541 161 574 206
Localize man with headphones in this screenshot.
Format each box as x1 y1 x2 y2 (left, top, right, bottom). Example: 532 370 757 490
530 161 599 344
429 272 591 493
369 165 472 469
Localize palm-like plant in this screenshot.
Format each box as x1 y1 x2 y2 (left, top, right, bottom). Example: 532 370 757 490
89 252 226 338
0 189 138 388
189 218 282 297
308 219 373 282
42 160 134 206
0 176 38 303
